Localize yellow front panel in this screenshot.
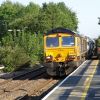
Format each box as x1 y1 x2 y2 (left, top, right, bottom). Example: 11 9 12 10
44 33 77 62
45 47 76 62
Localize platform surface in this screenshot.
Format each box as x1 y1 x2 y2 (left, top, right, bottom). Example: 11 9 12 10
42 60 100 100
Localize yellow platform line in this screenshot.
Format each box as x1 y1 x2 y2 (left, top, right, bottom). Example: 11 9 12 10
81 60 99 100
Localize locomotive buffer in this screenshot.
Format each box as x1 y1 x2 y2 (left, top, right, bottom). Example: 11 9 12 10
42 60 100 100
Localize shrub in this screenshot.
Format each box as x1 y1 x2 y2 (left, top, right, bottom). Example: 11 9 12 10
0 46 30 72
0 31 43 72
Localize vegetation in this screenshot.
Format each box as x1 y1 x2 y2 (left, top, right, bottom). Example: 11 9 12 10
0 1 78 72
96 36 100 47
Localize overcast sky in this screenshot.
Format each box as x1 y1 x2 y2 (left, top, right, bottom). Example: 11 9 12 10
0 0 100 38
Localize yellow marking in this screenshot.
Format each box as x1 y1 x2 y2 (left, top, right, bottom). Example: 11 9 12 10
83 77 90 86
81 60 99 100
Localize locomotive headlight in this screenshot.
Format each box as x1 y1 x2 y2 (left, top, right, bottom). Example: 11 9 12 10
46 56 51 59
46 55 53 61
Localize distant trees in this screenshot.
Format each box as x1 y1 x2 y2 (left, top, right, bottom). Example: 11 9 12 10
96 36 100 47
0 1 78 34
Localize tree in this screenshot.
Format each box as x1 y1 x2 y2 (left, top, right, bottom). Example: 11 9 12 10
10 2 40 32
57 2 78 31
96 36 100 47
38 2 78 33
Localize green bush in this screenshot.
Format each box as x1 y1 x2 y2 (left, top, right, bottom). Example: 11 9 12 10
96 39 100 47
0 46 30 72
0 31 43 72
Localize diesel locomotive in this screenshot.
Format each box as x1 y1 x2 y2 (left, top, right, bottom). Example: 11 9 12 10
44 27 94 76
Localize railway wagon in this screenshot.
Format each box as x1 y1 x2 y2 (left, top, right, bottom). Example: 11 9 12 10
44 28 87 76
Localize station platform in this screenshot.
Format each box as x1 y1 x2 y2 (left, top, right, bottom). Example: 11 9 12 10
42 60 100 100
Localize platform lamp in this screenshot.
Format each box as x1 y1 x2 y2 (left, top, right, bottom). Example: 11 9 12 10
98 17 100 25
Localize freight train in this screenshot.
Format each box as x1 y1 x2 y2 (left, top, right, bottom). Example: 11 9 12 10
44 27 94 76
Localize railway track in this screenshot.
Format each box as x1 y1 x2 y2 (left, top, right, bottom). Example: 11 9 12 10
0 73 60 100
16 75 61 100
0 64 62 100
0 65 64 100
0 66 46 99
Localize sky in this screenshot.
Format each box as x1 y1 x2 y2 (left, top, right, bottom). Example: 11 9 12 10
0 0 100 39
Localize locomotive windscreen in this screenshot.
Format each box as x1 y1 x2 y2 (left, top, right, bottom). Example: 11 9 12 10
62 36 75 46
46 37 59 47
